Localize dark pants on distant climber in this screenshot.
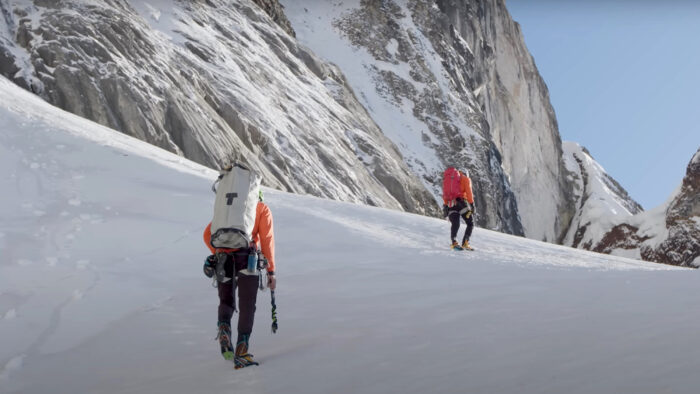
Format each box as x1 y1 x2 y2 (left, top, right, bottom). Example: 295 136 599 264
217 253 258 343
448 199 474 243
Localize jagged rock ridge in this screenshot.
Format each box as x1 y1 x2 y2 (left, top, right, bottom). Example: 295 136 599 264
593 148 699 267
561 141 643 250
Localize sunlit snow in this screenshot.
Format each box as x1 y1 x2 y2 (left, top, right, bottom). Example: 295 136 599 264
1 76 699 394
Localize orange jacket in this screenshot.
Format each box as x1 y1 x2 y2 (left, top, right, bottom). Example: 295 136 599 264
203 201 275 273
460 172 474 204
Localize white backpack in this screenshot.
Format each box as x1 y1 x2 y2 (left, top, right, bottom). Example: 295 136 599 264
210 164 261 249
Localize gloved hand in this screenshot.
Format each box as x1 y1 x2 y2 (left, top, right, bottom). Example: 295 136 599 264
203 255 216 278
469 202 475 213
442 204 448 219
267 272 276 290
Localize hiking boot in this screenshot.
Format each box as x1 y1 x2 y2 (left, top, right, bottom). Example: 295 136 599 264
234 334 259 369
450 241 463 250
216 322 234 360
234 354 258 369
462 240 473 250
235 334 251 357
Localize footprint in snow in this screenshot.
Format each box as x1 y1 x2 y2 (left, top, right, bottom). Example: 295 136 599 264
72 289 84 301
0 355 26 381
2 308 17 320
76 260 90 270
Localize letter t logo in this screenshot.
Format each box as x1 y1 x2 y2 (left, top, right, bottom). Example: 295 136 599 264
226 193 238 205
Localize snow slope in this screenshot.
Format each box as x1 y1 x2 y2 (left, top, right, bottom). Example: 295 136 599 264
2 76 700 394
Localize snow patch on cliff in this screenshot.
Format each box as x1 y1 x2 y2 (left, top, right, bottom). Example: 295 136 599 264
562 141 643 248
280 0 478 201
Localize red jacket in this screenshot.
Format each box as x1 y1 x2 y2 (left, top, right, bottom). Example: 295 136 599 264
203 201 275 273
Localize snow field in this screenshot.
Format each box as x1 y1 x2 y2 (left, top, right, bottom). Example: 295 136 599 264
1 76 699 394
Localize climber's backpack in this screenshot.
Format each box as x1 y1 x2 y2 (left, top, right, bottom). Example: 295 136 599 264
442 167 462 205
210 163 261 250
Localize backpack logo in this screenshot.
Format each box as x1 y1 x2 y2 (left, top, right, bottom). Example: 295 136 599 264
226 193 238 205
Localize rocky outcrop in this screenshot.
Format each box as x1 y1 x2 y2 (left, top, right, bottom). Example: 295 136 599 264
0 0 438 216
250 0 296 37
593 224 649 254
561 141 643 250
592 148 700 267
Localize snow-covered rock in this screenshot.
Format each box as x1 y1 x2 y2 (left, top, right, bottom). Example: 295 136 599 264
593 148 700 267
280 0 578 239
0 0 437 216
561 141 643 249
559 141 698 267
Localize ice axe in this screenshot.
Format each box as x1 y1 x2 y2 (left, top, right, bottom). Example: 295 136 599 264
270 290 278 334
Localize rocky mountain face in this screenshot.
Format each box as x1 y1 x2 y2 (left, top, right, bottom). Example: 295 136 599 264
5 0 692 267
592 149 700 268
0 0 438 216
432 0 576 242
281 0 576 240
2 0 578 239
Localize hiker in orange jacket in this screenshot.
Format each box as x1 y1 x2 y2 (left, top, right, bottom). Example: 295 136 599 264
442 169 476 250
203 196 275 363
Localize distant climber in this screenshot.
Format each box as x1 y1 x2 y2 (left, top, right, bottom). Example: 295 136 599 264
442 167 476 251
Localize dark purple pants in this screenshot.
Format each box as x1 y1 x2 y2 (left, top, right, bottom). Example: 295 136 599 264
448 199 474 243
217 253 259 341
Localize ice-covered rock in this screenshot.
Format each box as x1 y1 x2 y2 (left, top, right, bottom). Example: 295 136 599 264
0 0 437 216
561 141 642 250
281 0 580 238
593 148 699 267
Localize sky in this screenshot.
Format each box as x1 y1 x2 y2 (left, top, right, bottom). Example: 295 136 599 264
505 0 700 210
